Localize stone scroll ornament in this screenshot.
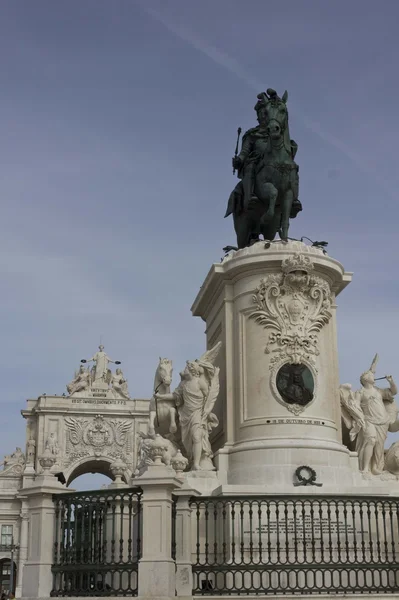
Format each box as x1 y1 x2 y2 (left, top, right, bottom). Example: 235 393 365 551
250 253 332 365
249 253 333 414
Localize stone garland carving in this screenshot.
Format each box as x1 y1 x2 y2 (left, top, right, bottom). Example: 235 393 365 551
64 414 132 465
340 354 399 480
249 253 332 415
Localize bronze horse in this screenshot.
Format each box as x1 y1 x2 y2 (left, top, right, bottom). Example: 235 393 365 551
225 89 301 249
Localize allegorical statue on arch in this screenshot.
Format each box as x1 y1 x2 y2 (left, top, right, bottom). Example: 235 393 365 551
66 344 130 400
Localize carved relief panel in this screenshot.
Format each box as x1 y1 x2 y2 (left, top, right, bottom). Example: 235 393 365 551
249 253 333 415
64 414 133 467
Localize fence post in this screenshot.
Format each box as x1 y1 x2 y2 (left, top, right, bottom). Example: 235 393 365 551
174 486 200 598
137 463 182 599
20 467 66 598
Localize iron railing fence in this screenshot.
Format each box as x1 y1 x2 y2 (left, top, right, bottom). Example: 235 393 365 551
51 487 142 597
189 494 399 595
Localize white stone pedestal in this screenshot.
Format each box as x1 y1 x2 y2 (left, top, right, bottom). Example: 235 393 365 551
20 473 66 598
192 240 355 491
137 464 182 600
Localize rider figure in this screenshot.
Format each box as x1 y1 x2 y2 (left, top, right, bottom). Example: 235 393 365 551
226 89 301 235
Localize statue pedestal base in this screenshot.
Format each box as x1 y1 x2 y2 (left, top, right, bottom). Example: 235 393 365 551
192 240 356 490
184 470 220 495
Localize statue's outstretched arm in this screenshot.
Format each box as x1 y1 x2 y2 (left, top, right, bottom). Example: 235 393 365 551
387 375 398 396
380 376 398 401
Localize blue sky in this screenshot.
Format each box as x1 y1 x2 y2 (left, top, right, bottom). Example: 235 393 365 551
0 0 398 488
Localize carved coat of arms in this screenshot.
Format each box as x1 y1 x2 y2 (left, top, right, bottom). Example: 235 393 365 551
64 414 132 461
249 253 333 366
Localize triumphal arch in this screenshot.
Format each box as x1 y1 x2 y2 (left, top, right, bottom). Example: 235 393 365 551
21 345 150 486
0 345 150 597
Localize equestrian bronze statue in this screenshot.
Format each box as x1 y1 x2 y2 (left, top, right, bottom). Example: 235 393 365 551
225 89 302 249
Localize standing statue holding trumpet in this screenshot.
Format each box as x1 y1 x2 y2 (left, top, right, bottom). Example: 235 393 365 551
340 354 398 478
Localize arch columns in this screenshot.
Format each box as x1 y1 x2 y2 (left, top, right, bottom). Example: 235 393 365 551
14 503 29 598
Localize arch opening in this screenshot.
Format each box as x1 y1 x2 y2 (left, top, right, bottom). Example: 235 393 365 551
0 559 17 597
67 459 115 486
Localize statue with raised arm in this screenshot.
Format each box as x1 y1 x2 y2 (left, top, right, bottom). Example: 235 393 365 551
67 364 91 396
340 354 398 478
81 344 121 385
155 342 222 471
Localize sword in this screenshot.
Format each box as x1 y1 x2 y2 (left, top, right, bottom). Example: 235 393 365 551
233 127 242 175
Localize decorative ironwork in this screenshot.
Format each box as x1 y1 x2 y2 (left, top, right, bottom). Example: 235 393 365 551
51 487 142 597
171 495 177 561
189 494 399 595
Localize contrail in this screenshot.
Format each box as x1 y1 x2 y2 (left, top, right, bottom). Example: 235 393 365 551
136 2 394 198
136 3 264 90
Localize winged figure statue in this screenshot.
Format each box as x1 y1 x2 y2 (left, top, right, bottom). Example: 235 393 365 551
155 341 222 471
340 354 398 478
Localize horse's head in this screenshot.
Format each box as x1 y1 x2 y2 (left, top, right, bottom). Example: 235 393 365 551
255 89 289 140
157 357 173 386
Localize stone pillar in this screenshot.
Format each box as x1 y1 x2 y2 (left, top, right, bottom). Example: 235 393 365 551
21 456 66 598
14 505 29 598
191 240 355 490
174 486 199 599
137 462 182 600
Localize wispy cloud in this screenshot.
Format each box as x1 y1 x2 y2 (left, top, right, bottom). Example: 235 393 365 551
136 2 395 199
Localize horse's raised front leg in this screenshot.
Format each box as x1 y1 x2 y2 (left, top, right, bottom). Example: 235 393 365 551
148 410 156 438
169 407 178 434
280 189 293 241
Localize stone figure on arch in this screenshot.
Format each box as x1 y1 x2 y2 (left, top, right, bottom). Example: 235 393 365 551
340 354 398 478
155 342 222 471
45 432 59 455
67 364 91 396
111 368 130 399
81 344 120 385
